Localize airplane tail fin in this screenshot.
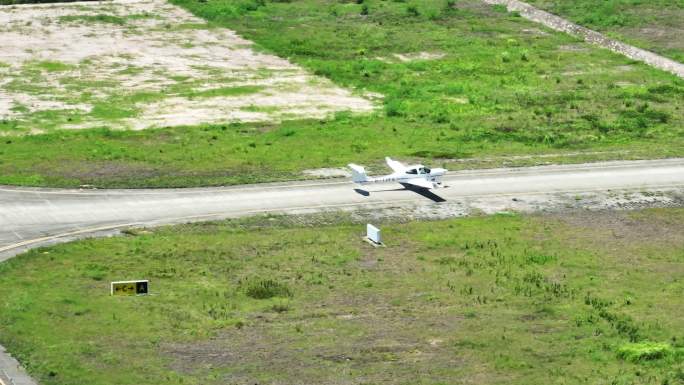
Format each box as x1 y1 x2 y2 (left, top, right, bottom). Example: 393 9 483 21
348 164 368 183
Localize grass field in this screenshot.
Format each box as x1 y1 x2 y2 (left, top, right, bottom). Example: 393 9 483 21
1 0 683 188
0 209 683 384
525 0 684 63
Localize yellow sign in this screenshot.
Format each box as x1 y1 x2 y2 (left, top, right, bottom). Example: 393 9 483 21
111 280 149 296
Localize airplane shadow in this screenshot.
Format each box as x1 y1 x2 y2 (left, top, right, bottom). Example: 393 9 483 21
400 183 447 203
354 185 447 203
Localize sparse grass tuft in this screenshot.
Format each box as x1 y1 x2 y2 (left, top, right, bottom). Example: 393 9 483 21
58 14 128 25
57 13 156 25
186 85 264 98
32 61 74 72
244 278 292 299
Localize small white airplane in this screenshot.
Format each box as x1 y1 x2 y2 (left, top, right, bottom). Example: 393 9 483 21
348 157 447 190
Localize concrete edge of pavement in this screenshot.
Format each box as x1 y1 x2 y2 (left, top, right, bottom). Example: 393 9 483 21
0 344 37 385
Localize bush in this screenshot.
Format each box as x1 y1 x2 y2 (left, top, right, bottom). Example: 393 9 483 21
617 342 673 362
385 99 404 117
406 0 452 19
492 4 508 13
244 278 292 299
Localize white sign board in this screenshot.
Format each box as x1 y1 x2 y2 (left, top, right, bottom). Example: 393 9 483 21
367 224 382 244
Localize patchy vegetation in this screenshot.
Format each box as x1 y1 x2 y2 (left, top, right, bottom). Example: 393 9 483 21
1 0 683 187
243 278 292 299
0 209 683 384
0 0 374 134
525 0 684 62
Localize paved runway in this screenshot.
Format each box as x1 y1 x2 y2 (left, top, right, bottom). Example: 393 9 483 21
1 158 684 259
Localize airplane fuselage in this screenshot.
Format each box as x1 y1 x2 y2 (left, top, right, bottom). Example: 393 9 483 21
348 158 448 190
362 166 447 188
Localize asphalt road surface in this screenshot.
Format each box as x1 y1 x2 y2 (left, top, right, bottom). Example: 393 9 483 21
1 158 684 260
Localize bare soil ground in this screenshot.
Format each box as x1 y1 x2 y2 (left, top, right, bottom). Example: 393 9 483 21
165 298 469 384
618 23 684 58
0 0 375 133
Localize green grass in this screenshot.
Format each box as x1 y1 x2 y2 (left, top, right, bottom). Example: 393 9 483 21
617 342 677 362
240 104 281 113
1 209 683 384
525 0 684 62
2 119 684 188
31 61 76 72
1 0 683 187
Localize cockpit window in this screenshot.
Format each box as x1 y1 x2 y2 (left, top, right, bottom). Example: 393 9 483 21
424 167 431 174
417 167 431 174
407 168 418 174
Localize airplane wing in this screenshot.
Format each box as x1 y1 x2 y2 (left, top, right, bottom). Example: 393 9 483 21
402 178 435 189
385 157 406 173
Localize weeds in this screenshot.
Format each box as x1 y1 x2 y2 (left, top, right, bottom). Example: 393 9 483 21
58 14 128 25
244 278 292 299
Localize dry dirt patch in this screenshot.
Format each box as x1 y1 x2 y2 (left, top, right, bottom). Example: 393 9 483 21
393 52 446 62
164 299 465 384
302 167 352 178
547 209 684 252
620 25 684 55
0 0 376 133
